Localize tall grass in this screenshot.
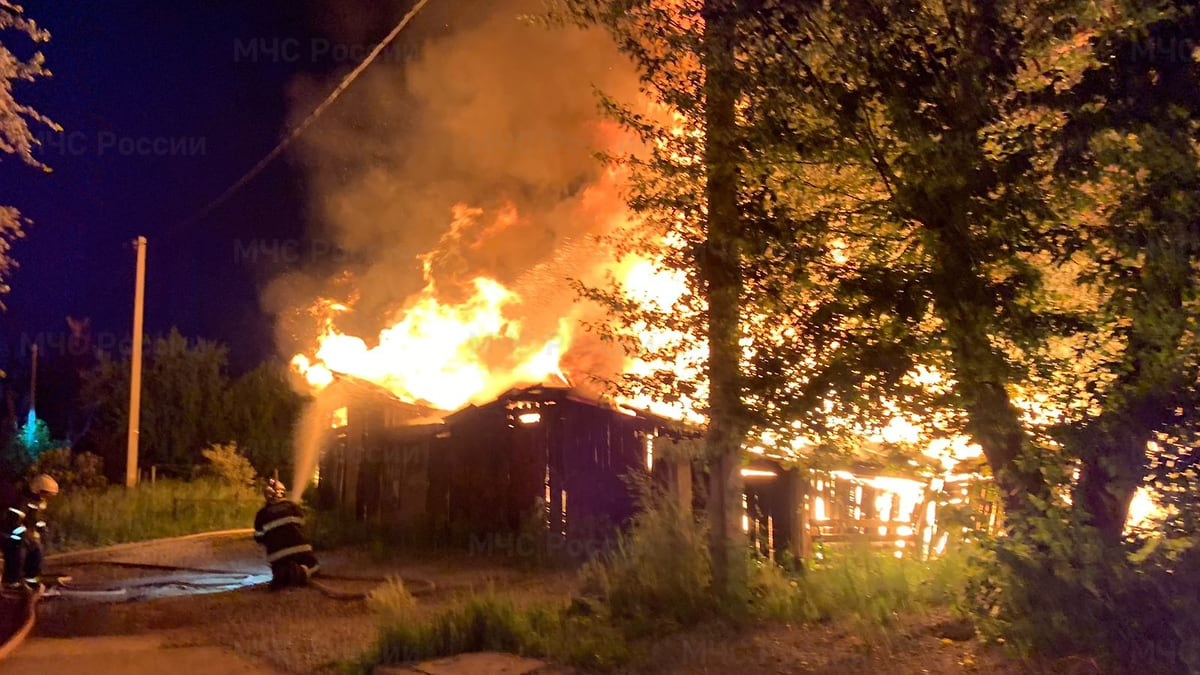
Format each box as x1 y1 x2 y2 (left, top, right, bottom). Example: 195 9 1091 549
357 482 973 672
749 543 972 645
365 575 417 620
578 475 713 630
46 478 260 551
357 592 629 673
358 480 703 673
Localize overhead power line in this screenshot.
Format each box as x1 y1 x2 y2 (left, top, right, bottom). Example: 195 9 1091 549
173 0 436 233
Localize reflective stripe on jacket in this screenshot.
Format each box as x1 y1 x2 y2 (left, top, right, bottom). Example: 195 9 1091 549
3 495 46 542
253 500 314 565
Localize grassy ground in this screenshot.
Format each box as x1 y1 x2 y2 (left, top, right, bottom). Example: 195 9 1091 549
355 549 978 673
45 479 259 552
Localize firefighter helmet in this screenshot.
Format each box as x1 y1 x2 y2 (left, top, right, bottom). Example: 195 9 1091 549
29 474 59 497
264 478 286 502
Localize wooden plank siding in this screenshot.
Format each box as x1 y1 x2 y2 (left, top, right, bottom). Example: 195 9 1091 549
316 381 996 562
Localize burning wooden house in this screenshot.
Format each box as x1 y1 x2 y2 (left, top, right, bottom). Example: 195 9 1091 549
316 380 688 548
316 377 993 560
425 384 687 545
314 377 446 524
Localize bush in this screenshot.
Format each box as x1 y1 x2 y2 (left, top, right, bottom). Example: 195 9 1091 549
27 447 107 492
966 507 1199 674
199 442 256 486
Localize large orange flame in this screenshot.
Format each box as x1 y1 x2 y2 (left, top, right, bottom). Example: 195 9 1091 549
293 273 574 411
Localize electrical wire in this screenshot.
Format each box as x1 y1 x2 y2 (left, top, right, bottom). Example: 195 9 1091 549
169 0 436 235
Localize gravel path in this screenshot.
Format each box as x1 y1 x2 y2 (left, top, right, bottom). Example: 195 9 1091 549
32 535 577 674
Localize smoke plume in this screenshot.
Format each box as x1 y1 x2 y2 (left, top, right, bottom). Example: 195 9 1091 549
271 0 642 489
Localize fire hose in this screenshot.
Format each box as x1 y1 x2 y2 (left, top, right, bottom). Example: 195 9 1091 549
42 560 437 601
0 592 36 662
0 565 437 666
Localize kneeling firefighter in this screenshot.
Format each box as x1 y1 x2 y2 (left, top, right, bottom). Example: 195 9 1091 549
2 473 59 590
254 478 318 590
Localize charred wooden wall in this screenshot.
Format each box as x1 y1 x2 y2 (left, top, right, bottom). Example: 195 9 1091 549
316 395 438 526
317 384 699 552
425 389 659 546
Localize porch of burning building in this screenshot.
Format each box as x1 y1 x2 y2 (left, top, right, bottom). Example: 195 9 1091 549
740 460 999 562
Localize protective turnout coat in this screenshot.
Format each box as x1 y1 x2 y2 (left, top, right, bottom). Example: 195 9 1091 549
253 499 317 578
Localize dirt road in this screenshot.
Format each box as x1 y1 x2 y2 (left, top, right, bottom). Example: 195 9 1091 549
2 634 287 675
15 533 574 674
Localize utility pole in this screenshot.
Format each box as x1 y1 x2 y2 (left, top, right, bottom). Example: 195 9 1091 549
126 236 147 488
24 342 38 449
28 342 37 417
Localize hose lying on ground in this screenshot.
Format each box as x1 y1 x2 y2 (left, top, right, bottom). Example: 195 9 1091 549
0 593 36 662
42 560 436 601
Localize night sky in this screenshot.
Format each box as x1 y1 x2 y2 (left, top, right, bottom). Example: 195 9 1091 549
2 1 408 374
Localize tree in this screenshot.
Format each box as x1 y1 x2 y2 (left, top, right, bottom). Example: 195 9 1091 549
758 0 1200 551
0 1 58 304
565 0 1200 551
1044 0 1200 543
738 0 1101 532
699 0 751 602
227 363 304 479
732 0 1200 552
80 329 234 478
79 331 306 482
558 0 755 599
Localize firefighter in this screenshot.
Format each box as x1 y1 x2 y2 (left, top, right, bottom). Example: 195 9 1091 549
2 473 59 590
253 478 318 590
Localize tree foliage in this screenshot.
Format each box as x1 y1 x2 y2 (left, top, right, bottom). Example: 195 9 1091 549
78 329 304 480
227 362 305 478
0 1 58 302
1043 0 1200 541
561 0 1200 550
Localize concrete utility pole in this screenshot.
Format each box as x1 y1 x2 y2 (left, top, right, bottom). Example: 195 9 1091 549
126 236 147 488
25 342 38 449
29 342 37 415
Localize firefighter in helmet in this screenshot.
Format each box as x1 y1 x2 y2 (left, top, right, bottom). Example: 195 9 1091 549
2 473 59 590
253 478 318 590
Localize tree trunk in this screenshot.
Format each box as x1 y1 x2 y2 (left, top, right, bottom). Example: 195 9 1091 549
1073 232 1189 545
702 0 747 602
1077 443 1142 544
926 217 1047 525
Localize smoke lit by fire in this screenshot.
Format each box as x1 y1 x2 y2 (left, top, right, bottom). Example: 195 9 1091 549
273 0 655 414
